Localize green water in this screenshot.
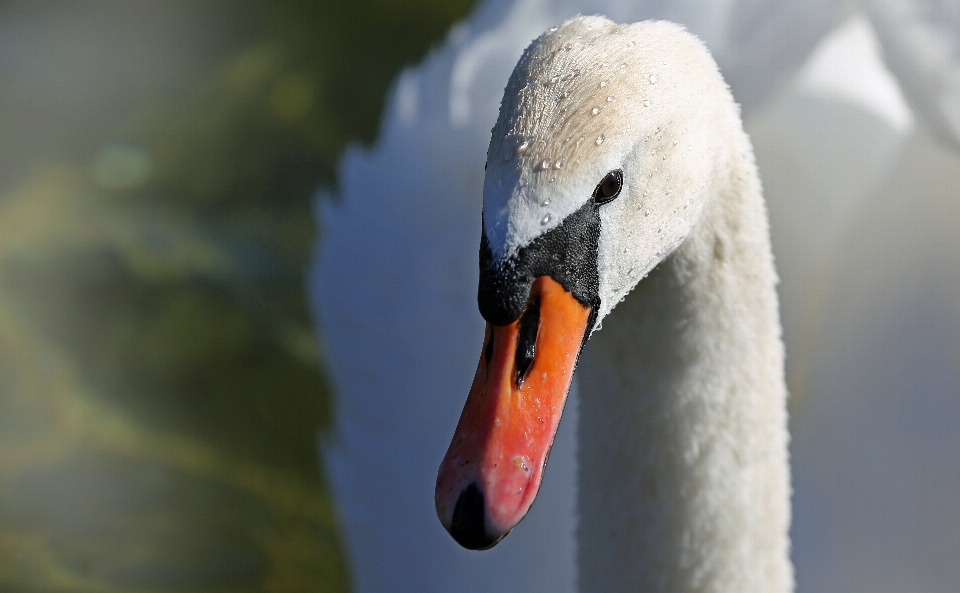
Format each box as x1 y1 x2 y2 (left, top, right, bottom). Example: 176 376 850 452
0 2 474 591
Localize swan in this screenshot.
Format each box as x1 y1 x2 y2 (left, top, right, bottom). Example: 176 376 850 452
433 17 790 592
311 1 960 591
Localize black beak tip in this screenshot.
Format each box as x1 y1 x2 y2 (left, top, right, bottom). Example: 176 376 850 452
449 483 508 550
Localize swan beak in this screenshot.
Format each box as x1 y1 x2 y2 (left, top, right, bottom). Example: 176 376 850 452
435 275 591 549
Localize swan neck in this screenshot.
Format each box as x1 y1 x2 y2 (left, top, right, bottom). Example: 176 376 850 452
576 140 793 593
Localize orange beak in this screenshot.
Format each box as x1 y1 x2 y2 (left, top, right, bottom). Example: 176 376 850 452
435 275 591 549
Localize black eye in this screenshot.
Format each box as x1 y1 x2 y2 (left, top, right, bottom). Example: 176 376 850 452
592 169 623 204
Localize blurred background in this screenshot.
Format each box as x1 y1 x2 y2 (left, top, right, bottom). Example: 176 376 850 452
3 1 960 593
0 1 472 591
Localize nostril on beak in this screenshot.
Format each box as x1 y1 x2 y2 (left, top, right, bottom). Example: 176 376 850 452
514 296 541 386
449 483 506 550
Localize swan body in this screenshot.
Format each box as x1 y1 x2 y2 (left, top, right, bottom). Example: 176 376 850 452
435 17 791 592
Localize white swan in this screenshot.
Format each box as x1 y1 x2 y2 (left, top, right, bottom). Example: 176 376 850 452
433 17 790 592
311 1 960 591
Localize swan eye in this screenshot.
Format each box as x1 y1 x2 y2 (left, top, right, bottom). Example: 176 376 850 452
592 169 623 204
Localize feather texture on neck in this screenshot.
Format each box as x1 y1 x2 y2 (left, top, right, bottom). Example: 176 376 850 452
578 120 792 593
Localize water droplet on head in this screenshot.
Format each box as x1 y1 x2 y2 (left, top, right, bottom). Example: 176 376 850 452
649 74 658 84
600 80 610 87
541 158 551 170
541 214 552 225
620 63 627 69
554 157 565 169
607 96 614 102
673 139 678 145
595 134 605 145
645 208 651 216
518 141 530 153
550 26 558 32
628 41 636 47
591 107 601 115
644 100 651 107
541 198 551 206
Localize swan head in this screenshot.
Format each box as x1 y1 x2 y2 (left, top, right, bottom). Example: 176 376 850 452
436 16 731 549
